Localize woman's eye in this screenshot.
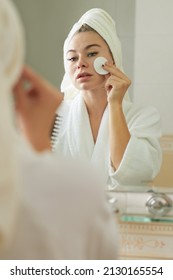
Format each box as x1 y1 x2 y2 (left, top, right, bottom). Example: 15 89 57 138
88 52 98 57
67 57 77 62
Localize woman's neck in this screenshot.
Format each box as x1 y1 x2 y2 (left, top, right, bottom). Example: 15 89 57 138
81 89 108 143
81 89 107 118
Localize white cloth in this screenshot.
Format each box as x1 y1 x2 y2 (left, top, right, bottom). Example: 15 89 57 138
61 8 129 101
54 94 162 187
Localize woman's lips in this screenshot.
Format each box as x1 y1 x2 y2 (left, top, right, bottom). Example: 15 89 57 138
76 72 92 79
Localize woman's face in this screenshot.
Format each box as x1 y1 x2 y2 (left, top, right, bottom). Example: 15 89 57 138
66 31 114 92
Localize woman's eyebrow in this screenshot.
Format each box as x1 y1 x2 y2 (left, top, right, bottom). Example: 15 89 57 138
67 44 101 54
85 44 101 50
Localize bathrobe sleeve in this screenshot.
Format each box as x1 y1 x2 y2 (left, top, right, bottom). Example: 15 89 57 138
108 103 162 186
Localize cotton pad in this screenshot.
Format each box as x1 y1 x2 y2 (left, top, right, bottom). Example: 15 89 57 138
93 57 109 75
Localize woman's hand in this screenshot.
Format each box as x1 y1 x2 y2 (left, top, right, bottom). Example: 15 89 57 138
103 63 131 105
103 63 131 170
13 65 63 151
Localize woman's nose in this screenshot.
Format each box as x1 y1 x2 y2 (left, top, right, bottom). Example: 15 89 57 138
77 57 88 69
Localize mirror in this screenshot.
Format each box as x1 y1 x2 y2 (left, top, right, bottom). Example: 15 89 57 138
13 0 173 187
12 0 173 259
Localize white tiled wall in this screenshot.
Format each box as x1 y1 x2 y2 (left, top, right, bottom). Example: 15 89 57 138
133 0 173 134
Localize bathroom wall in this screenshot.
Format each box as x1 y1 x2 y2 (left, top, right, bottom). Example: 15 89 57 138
133 0 173 134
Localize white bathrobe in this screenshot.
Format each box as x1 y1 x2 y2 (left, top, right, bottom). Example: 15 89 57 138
53 94 162 187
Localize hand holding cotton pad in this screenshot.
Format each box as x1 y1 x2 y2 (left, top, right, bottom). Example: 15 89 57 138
93 57 109 75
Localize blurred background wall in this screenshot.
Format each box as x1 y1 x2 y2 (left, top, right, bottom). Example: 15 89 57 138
133 0 173 135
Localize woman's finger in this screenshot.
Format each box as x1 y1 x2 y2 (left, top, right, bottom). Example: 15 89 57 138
105 75 131 93
22 65 47 90
103 63 130 82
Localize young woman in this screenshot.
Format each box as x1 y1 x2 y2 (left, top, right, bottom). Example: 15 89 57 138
14 8 162 187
